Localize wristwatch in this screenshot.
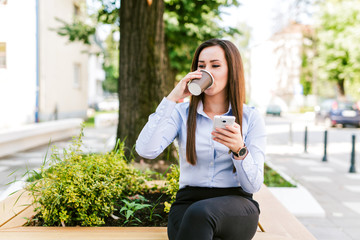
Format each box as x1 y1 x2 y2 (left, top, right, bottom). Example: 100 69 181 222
232 145 248 158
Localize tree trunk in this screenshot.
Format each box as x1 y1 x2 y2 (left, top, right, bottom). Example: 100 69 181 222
117 0 172 158
336 79 345 98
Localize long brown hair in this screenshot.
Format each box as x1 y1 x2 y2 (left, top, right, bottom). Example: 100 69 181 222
186 39 246 165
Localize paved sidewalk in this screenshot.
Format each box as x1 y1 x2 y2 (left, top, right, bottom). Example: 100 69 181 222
266 117 360 240
0 126 116 200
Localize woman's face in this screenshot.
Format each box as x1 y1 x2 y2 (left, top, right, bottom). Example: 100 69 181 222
197 45 228 97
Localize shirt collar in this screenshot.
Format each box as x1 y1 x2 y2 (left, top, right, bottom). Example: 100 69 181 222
196 100 233 118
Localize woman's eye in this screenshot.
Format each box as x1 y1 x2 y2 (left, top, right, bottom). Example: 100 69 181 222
212 65 220 68
198 65 205 68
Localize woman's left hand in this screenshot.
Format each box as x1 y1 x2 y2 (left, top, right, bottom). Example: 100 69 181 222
211 122 244 153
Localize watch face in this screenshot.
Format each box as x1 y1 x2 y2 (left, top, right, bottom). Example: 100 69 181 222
239 147 247 156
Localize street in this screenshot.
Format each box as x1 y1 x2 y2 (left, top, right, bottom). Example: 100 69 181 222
266 114 360 240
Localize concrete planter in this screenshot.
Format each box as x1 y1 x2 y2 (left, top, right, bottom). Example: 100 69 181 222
0 186 169 240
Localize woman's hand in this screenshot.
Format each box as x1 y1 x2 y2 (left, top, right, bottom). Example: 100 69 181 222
211 122 244 154
167 70 202 102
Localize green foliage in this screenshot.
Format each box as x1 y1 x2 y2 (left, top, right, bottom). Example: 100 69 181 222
314 0 360 97
102 31 119 93
119 195 151 225
96 1 119 25
264 163 296 188
164 0 240 78
55 1 241 85
84 115 95 128
26 129 149 226
298 105 315 113
300 33 315 96
163 164 179 213
54 18 96 45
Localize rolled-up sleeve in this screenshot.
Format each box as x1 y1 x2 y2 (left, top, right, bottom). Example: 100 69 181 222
232 109 266 193
135 97 181 159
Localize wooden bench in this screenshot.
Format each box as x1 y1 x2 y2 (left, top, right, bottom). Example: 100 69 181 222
0 185 316 240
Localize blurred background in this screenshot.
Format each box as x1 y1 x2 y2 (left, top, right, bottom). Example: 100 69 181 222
1 0 360 134
1 1 360 239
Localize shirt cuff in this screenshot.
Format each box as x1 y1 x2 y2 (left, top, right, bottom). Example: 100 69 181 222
232 152 256 182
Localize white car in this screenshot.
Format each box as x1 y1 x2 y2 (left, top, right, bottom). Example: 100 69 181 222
96 98 119 111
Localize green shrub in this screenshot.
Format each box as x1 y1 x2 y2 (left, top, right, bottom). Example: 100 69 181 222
164 164 179 213
27 129 148 226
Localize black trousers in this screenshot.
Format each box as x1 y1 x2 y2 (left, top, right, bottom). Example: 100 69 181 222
167 186 260 240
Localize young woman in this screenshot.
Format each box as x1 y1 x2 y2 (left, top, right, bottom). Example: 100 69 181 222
136 39 266 240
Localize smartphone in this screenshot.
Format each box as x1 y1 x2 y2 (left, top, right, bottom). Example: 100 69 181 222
213 115 236 131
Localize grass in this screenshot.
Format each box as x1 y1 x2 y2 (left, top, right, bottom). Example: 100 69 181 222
84 110 118 128
264 163 296 187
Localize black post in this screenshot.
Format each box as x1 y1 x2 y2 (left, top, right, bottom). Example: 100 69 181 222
304 126 308 153
349 134 356 173
322 130 328 162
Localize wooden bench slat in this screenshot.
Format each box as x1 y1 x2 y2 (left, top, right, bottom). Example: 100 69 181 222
0 227 168 240
0 227 292 240
0 190 33 227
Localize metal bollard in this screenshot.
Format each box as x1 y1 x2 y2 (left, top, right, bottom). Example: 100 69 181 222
322 130 328 162
349 134 356 173
54 104 58 120
304 126 308 153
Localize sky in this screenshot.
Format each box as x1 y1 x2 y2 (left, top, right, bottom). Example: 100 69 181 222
220 0 314 45
220 0 274 44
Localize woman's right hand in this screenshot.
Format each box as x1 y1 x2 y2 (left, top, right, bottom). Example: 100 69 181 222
167 70 203 102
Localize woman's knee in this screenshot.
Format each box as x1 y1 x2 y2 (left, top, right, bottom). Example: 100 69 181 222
182 202 215 226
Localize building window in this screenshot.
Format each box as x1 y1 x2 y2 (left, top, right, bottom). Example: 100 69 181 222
74 3 80 16
0 0 7 5
0 42 6 69
74 63 81 89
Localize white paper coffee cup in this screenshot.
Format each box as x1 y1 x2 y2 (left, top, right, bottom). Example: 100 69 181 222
187 70 214 96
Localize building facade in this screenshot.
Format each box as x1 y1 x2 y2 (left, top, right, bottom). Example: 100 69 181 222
248 23 313 113
0 0 90 128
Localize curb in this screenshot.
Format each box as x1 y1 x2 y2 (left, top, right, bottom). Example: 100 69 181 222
266 159 326 218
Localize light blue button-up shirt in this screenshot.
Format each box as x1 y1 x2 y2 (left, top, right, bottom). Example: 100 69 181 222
136 97 266 193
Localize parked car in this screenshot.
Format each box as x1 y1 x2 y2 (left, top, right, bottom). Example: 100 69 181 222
95 97 119 112
315 99 360 127
266 104 282 116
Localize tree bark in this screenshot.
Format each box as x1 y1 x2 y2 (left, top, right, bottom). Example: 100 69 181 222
117 0 171 158
336 79 345 98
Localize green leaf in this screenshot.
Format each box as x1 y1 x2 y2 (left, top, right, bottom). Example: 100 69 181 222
125 210 134 220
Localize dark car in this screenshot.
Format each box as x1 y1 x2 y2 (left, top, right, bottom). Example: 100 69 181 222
315 99 360 127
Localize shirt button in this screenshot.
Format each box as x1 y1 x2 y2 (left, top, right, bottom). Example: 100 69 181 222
210 162 213 166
